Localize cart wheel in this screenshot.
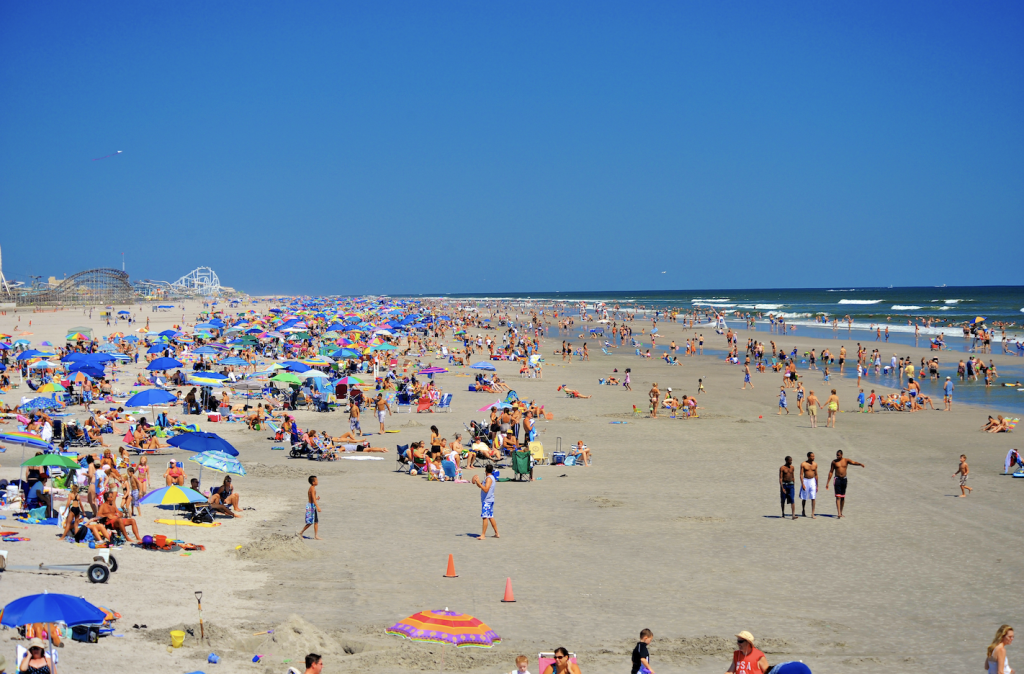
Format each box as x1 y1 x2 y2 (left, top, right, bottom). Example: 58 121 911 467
289 448 301 458
107 556 118 573
87 564 110 584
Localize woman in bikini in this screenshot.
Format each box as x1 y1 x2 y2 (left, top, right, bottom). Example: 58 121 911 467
58 484 86 539
164 461 185 486
825 389 840 428
136 456 150 496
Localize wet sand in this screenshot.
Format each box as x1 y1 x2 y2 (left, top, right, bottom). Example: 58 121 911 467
1 304 1021 673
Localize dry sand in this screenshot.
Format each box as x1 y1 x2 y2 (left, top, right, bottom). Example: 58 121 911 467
0 302 1021 673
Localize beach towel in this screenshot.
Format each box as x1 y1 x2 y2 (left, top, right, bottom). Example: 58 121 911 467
341 456 384 461
154 519 222 527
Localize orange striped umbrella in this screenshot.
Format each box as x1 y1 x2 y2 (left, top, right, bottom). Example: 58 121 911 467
386 609 500 648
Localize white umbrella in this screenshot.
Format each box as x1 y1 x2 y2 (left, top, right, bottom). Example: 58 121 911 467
303 370 330 379
29 361 60 370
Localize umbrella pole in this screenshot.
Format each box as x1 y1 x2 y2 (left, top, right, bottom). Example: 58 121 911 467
49 627 56 674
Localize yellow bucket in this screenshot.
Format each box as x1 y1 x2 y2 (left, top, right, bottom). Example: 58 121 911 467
170 630 185 648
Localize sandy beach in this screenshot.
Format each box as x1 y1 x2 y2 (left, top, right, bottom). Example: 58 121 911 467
1 301 1021 674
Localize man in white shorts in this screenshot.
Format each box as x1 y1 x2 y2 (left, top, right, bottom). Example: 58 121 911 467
799 452 818 519
374 394 391 434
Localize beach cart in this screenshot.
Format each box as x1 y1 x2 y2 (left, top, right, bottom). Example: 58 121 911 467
0 548 119 584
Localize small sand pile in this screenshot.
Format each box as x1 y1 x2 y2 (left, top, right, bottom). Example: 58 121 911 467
236 534 324 561
246 463 342 479
563 415 583 422
401 419 424 427
257 614 341 659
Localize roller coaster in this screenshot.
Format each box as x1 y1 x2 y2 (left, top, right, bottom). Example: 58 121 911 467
8 265 230 306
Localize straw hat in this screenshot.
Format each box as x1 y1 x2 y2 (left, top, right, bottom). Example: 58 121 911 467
735 631 755 645
27 637 46 651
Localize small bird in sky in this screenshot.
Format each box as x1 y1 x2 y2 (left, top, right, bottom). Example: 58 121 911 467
92 150 123 161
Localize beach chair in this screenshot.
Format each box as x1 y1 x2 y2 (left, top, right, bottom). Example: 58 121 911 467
528 441 548 465
436 393 453 413
395 392 414 414
512 449 532 481
632 405 643 418
395 444 410 472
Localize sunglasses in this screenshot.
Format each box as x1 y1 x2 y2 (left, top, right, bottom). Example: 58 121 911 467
554 655 566 660
737 639 748 645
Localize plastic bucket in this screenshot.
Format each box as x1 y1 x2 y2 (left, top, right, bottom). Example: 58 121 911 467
170 630 185 648
154 535 167 547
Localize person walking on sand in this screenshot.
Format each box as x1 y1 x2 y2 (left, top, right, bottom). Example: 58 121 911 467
623 368 632 391
742 363 753 389
825 389 839 427
943 376 954 411
985 625 1014 674
806 390 821 427
779 456 796 520
953 454 973 497
632 629 655 674
826 450 864 519
777 387 788 415
800 452 818 518
726 631 769 674
299 475 322 540
472 464 499 540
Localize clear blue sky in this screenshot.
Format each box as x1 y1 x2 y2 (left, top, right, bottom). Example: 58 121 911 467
1 2 1021 296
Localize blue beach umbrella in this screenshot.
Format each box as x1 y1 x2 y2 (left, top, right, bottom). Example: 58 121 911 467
125 388 178 408
2 592 106 628
146 357 183 371
168 432 239 457
470 362 496 371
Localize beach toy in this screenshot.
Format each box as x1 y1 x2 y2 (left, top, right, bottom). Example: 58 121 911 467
207 653 219 663
154 535 167 547
444 554 458 578
252 655 262 662
170 630 185 648
142 535 154 545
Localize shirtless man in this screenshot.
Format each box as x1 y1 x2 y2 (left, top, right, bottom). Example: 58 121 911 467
779 456 797 520
96 491 141 542
742 363 753 389
374 394 391 434
826 450 865 518
805 390 820 427
838 345 847 373
952 454 972 497
349 398 362 437
799 452 818 518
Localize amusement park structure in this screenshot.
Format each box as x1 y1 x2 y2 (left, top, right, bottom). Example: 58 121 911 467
1 257 233 306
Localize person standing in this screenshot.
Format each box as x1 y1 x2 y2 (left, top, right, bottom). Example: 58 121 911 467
779 456 796 520
953 454 973 497
649 383 660 418
800 452 818 518
299 475 322 540
349 398 362 438
472 464 499 540
943 376 954 411
742 363 753 389
632 629 655 674
824 389 839 428
375 394 391 434
985 625 1014 674
826 450 864 518
726 631 768 674
777 387 788 415
623 368 632 391
304 652 324 674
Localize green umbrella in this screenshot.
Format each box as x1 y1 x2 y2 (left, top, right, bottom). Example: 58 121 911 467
22 454 81 469
270 372 303 384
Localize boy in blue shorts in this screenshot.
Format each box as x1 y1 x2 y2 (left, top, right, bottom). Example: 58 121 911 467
777 387 789 415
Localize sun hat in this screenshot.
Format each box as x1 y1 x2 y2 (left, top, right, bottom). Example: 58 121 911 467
27 637 46 651
735 631 755 645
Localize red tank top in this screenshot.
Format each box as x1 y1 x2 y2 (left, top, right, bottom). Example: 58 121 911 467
732 647 765 674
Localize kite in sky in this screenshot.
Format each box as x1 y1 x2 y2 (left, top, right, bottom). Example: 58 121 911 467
92 150 123 161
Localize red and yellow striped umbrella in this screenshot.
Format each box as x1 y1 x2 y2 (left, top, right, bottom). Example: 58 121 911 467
386 609 500 648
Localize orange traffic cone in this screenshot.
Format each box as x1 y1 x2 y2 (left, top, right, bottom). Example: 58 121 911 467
501 577 516 602
444 554 458 578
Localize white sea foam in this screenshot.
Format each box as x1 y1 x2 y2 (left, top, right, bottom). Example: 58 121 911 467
691 298 730 303
705 303 736 308
837 299 883 305
754 304 783 310
891 305 923 310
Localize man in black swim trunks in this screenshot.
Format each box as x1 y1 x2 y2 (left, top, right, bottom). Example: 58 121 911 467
779 456 796 520
826 450 865 519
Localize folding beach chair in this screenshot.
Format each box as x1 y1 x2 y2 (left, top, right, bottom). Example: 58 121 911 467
395 444 410 472
528 441 548 465
436 393 453 413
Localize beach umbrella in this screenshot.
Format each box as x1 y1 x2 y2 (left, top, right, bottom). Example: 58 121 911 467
147 357 183 371
65 332 89 341
20 397 63 412
303 370 330 379
219 356 248 366
336 375 364 385
478 400 503 412
271 372 303 385
36 382 66 393
189 451 246 488
29 360 60 370
125 388 178 408
2 592 106 669
138 485 209 541
230 380 263 391
168 431 239 457
0 430 54 451
417 366 448 375
22 453 81 469
387 609 500 671
470 362 496 371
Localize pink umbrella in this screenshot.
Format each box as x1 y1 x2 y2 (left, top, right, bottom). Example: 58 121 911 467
477 401 502 412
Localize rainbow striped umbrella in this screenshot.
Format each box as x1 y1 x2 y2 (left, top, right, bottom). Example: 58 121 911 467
65 332 89 341
386 609 500 649
0 430 53 450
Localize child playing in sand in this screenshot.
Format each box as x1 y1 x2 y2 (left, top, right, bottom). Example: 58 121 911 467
952 454 972 496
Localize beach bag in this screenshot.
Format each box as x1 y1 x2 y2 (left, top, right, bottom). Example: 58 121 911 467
190 508 213 524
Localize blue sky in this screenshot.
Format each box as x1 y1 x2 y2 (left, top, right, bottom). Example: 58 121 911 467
1 2 1022 296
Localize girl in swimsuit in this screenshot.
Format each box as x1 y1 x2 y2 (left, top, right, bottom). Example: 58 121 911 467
136 456 149 496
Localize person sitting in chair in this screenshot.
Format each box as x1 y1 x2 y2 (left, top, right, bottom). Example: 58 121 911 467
164 461 185 486
570 440 592 466
208 476 242 518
